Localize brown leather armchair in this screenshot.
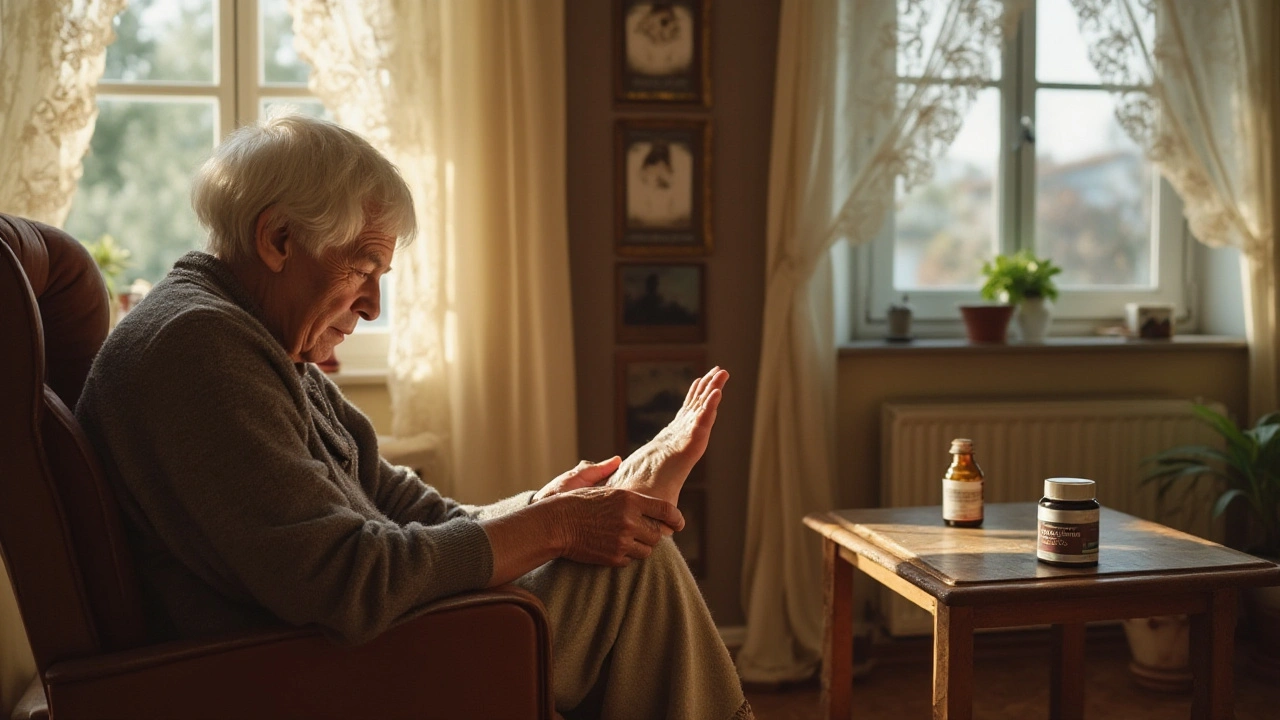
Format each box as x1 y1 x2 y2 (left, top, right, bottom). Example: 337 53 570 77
0 214 554 720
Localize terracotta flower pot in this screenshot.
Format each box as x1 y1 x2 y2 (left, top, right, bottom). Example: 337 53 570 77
958 304 1015 344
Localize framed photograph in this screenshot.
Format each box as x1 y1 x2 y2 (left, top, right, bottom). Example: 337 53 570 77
617 262 706 344
673 488 707 578
615 119 712 255
615 350 705 455
614 0 711 105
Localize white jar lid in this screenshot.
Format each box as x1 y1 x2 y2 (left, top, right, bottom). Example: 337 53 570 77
1044 477 1096 501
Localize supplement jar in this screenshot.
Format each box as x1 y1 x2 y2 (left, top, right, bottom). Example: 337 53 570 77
1037 478 1100 567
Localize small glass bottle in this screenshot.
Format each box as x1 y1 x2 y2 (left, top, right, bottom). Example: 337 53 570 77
942 438 984 528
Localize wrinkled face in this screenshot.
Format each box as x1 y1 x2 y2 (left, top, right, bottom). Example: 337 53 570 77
272 227 396 364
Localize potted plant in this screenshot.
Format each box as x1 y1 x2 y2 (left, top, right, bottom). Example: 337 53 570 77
1144 404 1280 679
85 234 131 297
978 250 1062 343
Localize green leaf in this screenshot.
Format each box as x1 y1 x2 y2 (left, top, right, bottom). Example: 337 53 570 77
979 250 1061 304
1192 404 1252 455
1211 488 1247 518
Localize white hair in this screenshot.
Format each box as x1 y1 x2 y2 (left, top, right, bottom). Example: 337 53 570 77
191 111 416 264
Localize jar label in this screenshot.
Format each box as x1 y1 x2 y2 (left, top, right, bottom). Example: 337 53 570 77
1037 519 1100 562
942 479 983 522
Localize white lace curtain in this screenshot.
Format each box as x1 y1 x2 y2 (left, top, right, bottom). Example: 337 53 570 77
737 0 1026 682
0 0 123 224
1071 0 1277 419
289 0 578 503
0 0 123 713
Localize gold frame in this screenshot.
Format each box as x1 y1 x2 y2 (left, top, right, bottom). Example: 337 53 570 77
613 0 712 106
614 118 713 257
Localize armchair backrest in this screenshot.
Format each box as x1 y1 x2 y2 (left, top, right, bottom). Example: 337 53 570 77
0 214 147 672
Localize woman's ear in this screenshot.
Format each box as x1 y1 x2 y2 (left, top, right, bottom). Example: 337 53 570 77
254 206 290 273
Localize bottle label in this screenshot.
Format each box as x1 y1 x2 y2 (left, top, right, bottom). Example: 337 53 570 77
942 479 983 522
1037 506 1100 563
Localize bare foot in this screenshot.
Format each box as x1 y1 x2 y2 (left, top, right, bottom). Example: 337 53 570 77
607 367 729 508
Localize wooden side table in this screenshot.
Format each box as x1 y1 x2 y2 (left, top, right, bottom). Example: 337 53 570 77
804 503 1280 720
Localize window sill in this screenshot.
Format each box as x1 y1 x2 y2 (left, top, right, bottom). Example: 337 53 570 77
838 334 1247 358
326 369 389 388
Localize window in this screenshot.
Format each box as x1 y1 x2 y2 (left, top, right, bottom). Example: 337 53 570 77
67 0 389 368
853 0 1190 337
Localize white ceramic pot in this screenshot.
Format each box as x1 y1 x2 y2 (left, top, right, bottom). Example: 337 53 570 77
1122 615 1192 693
1016 297 1052 343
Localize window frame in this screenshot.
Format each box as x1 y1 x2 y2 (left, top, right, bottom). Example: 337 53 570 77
848 2 1194 341
92 0 390 371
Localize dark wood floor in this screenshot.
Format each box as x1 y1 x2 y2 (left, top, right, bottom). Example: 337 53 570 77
742 629 1280 720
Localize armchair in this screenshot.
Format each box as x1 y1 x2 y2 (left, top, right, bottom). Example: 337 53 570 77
0 214 554 719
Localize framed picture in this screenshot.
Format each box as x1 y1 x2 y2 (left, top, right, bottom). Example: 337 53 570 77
617 262 706 344
615 349 705 455
615 119 712 255
673 488 707 578
614 0 711 105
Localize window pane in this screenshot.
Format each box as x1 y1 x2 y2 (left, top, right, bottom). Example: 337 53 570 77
103 0 215 83
1035 89 1154 287
894 87 1001 289
261 0 308 85
1035 0 1101 85
261 97 331 121
66 99 216 285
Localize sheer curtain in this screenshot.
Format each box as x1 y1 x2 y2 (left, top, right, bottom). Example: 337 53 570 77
1071 0 1277 420
290 0 578 504
0 0 123 713
736 0 1025 683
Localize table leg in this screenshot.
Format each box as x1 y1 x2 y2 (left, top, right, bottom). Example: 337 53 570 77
1050 622 1086 720
822 538 854 720
932 604 974 720
1191 588 1237 720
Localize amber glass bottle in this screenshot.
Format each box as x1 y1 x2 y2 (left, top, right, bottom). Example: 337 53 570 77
942 438 984 528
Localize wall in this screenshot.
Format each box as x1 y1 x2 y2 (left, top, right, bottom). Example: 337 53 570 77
565 0 779 626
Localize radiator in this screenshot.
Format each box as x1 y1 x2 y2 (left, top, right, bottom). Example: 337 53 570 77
879 398 1224 636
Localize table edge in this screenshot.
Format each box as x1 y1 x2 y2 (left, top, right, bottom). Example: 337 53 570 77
803 511 1280 606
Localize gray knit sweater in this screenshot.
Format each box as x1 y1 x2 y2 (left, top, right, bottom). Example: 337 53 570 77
76 252 533 645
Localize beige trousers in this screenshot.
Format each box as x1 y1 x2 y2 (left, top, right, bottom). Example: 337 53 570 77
515 538 749 720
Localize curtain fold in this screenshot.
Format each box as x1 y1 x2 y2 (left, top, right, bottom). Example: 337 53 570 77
737 0 1023 683
1070 0 1276 420
290 0 577 504
0 0 124 714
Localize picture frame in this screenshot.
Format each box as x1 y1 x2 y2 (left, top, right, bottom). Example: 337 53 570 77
616 262 706 344
615 349 705 456
673 488 707 579
613 0 711 106
615 118 712 256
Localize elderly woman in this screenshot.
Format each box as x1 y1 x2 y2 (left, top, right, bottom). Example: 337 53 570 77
75 114 749 720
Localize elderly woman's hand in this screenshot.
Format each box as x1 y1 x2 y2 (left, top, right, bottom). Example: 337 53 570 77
550 486 684 567
532 456 622 503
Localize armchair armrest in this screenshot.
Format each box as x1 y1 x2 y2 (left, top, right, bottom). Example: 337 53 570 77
40 586 554 720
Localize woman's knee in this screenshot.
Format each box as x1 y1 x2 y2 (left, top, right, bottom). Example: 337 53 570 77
641 536 694 579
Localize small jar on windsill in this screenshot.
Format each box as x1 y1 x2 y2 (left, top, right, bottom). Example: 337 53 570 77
1036 478 1100 567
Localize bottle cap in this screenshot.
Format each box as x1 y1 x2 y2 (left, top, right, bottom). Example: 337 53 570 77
949 438 973 454
1044 478 1096 501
